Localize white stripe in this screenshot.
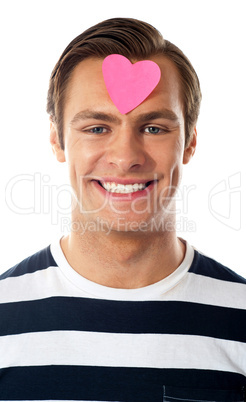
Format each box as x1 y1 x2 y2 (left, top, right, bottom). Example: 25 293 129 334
0 266 84 304
0 266 245 309
1 331 245 375
165 271 246 309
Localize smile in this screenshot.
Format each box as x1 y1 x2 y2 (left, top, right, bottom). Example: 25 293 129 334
93 178 157 200
99 181 151 193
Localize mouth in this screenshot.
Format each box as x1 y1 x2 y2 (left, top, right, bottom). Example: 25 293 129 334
96 180 155 194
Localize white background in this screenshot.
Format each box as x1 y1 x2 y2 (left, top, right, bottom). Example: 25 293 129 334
0 0 245 277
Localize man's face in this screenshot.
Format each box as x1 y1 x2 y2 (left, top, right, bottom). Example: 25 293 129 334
51 55 196 233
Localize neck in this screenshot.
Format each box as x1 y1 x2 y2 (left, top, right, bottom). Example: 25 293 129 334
61 217 186 289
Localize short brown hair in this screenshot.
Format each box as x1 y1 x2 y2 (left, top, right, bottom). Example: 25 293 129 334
47 17 201 149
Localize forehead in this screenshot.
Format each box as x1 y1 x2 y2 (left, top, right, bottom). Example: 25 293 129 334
64 55 183 119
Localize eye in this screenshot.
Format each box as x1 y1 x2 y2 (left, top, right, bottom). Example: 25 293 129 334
143 126 171 135
144 126 161 134
82 126 109 134
89 127 106 134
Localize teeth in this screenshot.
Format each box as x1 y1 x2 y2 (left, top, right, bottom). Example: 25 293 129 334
101 181 147 193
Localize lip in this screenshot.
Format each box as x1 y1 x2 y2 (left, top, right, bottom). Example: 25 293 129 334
95 177 154 185
92 179 157 200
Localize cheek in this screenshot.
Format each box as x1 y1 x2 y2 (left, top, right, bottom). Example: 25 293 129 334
151 137 184 171
65 137 104 178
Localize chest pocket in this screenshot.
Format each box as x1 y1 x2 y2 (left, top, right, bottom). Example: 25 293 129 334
163 385 245 402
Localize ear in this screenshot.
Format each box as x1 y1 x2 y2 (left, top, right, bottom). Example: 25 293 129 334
50 120 66 163
183 127 197 165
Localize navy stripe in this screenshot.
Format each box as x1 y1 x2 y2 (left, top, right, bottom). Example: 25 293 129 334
0 246 57 280
189 251 246 284
0 366 245 401
1 297 246 342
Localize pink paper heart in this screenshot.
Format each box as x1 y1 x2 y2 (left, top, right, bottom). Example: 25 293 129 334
102 54 161 114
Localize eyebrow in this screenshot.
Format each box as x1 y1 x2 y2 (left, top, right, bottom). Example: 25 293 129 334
70 110 121 126
69 108 179 126
136 110 179 123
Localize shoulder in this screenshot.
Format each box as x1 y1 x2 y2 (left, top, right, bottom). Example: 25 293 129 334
189 249 246 285
0 245 58 281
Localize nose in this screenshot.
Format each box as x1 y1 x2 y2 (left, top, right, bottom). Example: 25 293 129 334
105 127 146 172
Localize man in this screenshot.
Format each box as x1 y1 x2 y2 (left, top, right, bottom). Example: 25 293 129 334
0 17 245 402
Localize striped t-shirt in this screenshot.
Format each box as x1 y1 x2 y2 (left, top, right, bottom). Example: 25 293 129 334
0 238 246 401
